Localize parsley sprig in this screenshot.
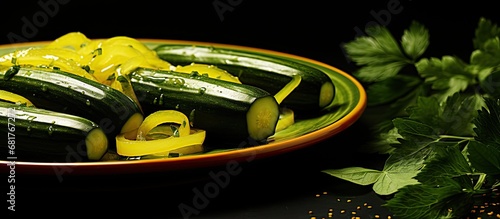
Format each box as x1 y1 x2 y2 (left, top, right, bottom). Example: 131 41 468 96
322 18 500 218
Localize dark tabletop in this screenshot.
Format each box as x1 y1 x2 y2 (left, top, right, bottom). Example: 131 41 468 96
2 1 500 218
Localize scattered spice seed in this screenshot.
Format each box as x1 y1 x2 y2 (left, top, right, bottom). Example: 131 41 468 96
308 192 394 219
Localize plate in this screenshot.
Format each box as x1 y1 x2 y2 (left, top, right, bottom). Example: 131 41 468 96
0 39 366 176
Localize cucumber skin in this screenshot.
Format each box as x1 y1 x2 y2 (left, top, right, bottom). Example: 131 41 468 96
130 68 279 146
0 102 103 162
0 66 142 149
153 44 335 115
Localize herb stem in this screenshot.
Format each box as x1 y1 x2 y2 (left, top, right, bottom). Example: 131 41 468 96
438 135 474 141
474 173 487 191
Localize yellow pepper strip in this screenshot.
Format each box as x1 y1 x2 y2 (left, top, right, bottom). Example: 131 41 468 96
137 110 191 138
116 130 206 157
0 90 34 106
76 39 105 60
116 110 206 156
0 47 97 81
275 108 294 132
274 75 302 104
44 31 92 51
100 36 158 58
175 63 241 84
75 36 172 102
83 44 145 83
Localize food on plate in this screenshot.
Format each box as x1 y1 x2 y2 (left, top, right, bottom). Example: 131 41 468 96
0 101 108 162
154 44 336 116
129 68 281 145
0 66 144 149
0 32 334 162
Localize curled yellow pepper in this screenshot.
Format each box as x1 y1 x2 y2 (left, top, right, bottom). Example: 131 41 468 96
116 110 206 157
175 63 241 84
0 90 34 106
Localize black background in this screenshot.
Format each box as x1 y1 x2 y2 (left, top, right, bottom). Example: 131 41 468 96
1 0 499 72
2 0 500 218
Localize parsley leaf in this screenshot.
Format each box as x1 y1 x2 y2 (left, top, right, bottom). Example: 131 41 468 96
415 56 476 102
415 145 474 187
385 173 473 219
344 25 405 66
384 146 477 219
343 21 428 82
401 20 430 60
322 163 420 195
467 140 500 175
365 74 421 106
470 37 500 67
321 167 382 186
469 97 500 174
352 62 407 83
479 69 500 98
473 97 500 147
473 17 500 50
324 17 500 219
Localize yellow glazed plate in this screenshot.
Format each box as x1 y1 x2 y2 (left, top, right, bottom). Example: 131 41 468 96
0 39 366 176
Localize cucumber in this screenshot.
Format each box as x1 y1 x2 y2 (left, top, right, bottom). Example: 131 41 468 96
154 44 336 116
0 101 108 162
0 66 144 150
129 68 280 145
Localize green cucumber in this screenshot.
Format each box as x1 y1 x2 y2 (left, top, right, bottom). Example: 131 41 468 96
0 66 144 150
129 68 280 145
153 44 336 116
0 101 108 162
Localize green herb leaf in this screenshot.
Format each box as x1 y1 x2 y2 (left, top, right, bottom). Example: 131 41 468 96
357 124 400 154
365 74 422 106
385 145 476 219
469 97 500 174
325 17 500 219
344 25 405 66
416 145 473 187
470 38 500 68
401 21 430 60
439 93 482 136
473 17 500 50
372 168 419 195
473 97 500 148
322 167 382 186
343 24 411 82
393 117 438 142
467 140 500 175
406 93 482 136
479 69 500 98
415 56 475 102
405 96 441 127
384 178 473 219
322 165 420 195
351 61 407 82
